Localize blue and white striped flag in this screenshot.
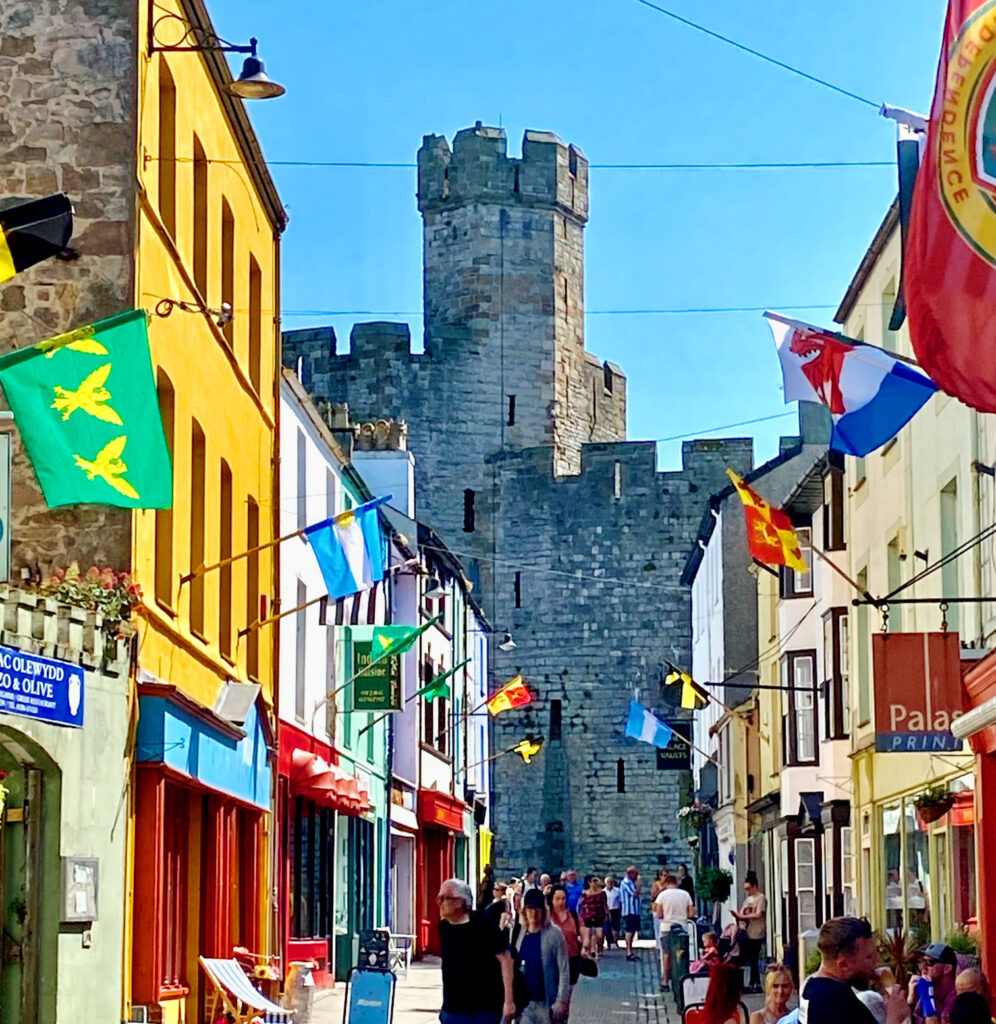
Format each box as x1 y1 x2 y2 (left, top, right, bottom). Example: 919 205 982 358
304 495 390 600
625 700 673 749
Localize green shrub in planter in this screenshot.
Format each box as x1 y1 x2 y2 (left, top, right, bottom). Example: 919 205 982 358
695 867 733 904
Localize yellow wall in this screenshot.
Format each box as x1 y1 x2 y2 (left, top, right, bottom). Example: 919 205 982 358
134 0 281 707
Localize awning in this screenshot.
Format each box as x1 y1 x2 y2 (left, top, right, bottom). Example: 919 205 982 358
290 749 370 814
419 788 466 832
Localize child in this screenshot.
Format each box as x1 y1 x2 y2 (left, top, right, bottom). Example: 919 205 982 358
691 931 721 973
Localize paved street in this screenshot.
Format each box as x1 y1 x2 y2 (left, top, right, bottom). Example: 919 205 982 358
312 941 769 1024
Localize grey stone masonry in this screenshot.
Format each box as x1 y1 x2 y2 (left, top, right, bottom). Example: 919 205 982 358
284 124 756 886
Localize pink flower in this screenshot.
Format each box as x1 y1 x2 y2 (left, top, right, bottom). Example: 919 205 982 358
85 566 100 582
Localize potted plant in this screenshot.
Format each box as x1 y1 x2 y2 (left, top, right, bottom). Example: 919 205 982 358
696 865 733 926
912 785 955 824
876 923 918 988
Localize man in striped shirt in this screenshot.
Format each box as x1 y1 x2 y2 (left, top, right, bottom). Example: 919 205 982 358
619 865 642 961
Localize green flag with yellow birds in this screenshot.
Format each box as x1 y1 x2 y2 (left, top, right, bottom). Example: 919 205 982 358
0 309 172 508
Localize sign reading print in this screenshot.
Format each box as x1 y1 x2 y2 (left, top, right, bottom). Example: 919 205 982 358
0 644 84 728
873 632 964 752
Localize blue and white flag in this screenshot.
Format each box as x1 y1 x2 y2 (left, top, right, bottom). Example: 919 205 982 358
625 700 673 748
304 495 390 600
767 312 938 457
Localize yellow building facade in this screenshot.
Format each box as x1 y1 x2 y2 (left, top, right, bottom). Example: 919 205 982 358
129 1 286 1019
838 205 986 945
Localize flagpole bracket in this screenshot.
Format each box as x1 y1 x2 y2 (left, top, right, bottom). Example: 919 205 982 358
148 0 257 55
154 297 233 329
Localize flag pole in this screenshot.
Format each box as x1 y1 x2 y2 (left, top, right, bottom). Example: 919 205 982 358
666 661 762 737
237 592 325 637
355 659 470 741
810 545 874 602
660 724 718 766
179 526 307 586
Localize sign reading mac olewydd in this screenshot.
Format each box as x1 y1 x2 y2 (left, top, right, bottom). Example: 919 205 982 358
873 632 964 752
0 645 84 728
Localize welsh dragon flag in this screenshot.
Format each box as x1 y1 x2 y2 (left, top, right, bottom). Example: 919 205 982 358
0 310 172 508
906 0 996 411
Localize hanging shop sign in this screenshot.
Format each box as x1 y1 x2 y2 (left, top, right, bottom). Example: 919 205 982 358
352 640 401 712
656 721 693 770
873 632 964 752
0 644 84 728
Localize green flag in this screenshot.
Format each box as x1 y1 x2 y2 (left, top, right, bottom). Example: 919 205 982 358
0 310 172 508
414 658 468 702
371 615 441 659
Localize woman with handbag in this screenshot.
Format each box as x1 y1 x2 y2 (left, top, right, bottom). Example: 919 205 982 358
513 889 571 1023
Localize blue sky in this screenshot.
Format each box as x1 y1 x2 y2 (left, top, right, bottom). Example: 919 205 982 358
212 0 942 468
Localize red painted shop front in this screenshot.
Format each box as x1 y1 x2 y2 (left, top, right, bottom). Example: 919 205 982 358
416 789 466 955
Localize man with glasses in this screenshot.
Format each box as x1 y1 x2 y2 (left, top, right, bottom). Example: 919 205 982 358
907 943 958 1024
437 878 516 1024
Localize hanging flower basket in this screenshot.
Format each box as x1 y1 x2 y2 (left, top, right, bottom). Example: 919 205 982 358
913 786 954 824
677 801 713 833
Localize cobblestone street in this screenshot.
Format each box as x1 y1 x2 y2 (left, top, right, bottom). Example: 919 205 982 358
312 941 769 1024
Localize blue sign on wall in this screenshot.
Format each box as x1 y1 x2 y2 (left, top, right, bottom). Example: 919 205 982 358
0 644 84 728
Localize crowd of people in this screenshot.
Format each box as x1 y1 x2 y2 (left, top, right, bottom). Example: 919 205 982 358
437 863 995 1024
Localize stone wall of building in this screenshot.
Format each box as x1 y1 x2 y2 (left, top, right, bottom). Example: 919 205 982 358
0 0 135 572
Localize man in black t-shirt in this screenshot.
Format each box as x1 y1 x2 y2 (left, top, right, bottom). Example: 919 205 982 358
800 917 910 1024
438 878 516 1024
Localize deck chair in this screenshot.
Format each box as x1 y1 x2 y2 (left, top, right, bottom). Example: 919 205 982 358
200 956 293 1024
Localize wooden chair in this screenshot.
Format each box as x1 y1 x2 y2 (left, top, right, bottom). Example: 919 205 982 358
199 956 293 1024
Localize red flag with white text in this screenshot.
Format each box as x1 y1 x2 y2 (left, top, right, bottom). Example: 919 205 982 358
906 0 996 411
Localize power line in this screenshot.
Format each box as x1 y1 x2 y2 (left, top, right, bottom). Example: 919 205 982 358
281 303 844 318
656 412 794 442
631 0 881 111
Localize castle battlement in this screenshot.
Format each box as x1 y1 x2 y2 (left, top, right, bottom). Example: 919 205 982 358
418 122 589 223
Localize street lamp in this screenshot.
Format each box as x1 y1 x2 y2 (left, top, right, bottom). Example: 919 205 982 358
498 631 516 652
147 1 286 99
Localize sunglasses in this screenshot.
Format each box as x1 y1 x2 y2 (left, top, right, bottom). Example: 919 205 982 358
921 958 938 967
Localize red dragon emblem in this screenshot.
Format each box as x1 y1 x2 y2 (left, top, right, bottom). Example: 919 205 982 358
789 329 854 415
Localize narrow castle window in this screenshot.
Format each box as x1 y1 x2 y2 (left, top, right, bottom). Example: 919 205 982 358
613 460 622 499
592 381 598 423
603 364 613 393
464 489 476 533
550 699 562 742
563 277 569 320
616 759 625 793
513 163 520 194
569 146 579 177
514 571 521 608
507 394 516 426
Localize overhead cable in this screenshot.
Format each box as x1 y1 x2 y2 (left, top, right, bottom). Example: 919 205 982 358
631 0 881 110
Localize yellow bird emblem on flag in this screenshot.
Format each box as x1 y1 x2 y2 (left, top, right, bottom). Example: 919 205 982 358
52 363 122 424
513 737 543 764
35 325 109 359
73 435 139 499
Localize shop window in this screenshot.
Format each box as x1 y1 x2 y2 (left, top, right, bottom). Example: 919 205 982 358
248 255 262 394
154 370 175 609
823 608 849 740
795 837 818 934
162 784 189 992
904 799 930 938
189 420 206 638
158 62 176 238
192 134 208 299
220 198 234 348
781 651 817 765
295 579 307 722
219 460 233 659
246 496 259 680
291 798 334 940
780 526 813 598
883 802 903 930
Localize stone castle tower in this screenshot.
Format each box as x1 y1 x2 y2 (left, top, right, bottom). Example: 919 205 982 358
284 124 754 877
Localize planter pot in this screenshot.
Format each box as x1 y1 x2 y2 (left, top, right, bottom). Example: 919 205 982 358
916 798 954 824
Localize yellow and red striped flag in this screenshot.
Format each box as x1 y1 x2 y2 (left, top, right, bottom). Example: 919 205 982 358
486 676 532 716
726 469 806 573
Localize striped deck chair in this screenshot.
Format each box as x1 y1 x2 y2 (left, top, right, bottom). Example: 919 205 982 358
199 957 293 1024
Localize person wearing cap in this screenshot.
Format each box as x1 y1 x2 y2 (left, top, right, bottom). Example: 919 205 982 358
512 888 570 1023
908 943 958 1024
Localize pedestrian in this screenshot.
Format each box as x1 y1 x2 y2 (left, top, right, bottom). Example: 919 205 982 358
480 864 497 909
856 966 896 1024
437 878 516 1024
702 962 747 1024
733 871 767 993
676 862 696 900
547 884 582 1002
540 873 552 890
798 916 909 1024
564 869 584 915
950 993 993 1024
749 965 794 1024
650 870 665 954
955 967 991 1001
484 882 512 935
578 875 608 958
907 943 957 1024
513 888 570 1024
604 876 622 948
620 865 642 962
654 871 695 992
523 867 541 893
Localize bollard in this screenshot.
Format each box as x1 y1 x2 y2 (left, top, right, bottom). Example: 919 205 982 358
669 924 690 1012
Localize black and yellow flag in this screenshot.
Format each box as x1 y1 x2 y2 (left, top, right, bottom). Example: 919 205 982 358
0 193 73 283
513 736 544 763
664 667 709 711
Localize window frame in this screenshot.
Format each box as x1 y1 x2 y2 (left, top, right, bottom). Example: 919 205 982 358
822 608 849 740
780 526 813 599
781 650 818 766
